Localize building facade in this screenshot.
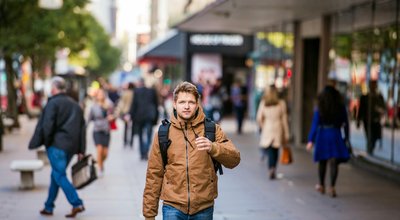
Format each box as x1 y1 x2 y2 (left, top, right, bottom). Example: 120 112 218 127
173 0 400 167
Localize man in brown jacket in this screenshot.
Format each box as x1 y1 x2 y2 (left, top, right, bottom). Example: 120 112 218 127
143 82 241 220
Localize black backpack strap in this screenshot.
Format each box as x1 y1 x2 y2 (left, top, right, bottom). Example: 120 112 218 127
158 119 171 170
204 118 216 141
204 118 223 175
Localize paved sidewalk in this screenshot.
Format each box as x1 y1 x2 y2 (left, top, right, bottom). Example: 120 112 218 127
0 116 399 220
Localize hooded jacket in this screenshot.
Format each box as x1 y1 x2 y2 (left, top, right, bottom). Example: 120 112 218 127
143 107 240 218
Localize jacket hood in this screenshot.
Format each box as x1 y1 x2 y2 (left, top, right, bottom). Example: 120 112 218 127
170 105 205 129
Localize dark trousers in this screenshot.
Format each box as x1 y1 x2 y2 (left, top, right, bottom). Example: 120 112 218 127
123 120 129 146
233 106 245 134
318 159 339 187
363 121 381 155
263 147 279 169
137 121 154 159
129 122 136 147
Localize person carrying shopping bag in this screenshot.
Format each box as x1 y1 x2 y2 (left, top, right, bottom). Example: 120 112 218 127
88 88 114 177
256 86 290 180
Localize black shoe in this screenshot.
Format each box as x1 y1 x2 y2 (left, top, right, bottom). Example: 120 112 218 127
40 209 53 216
65 205 85 218
269 171 276 180
329 187 337 198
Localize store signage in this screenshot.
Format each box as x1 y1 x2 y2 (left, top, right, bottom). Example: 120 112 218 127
190 34 244 46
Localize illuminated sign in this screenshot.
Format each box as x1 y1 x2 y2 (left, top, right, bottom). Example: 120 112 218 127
190 34 244 46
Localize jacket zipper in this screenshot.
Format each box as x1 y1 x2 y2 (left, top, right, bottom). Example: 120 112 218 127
184 123 191 214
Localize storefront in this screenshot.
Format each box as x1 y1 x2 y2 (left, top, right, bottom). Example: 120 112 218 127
250 29 294 119
329 0 400 164
137 30 185 89
173 0 400 167
185 32 253 114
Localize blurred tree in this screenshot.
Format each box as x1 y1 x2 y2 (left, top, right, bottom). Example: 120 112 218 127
0 0 120 128
71 14 121 77
333 34 352 59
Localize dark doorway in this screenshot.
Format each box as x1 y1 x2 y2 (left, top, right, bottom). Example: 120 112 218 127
301 38 320 142
222 56 247 115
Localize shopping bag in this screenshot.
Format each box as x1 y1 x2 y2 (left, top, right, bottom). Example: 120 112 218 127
109 119 117 130
280 146 293 165
71 154 97 189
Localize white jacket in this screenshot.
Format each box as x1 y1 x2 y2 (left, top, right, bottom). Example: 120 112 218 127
256 100 290 148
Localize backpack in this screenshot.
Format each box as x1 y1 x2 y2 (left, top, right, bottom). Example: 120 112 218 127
158 118 223 175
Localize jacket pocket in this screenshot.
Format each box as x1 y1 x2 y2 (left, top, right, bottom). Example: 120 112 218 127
195 168 215 204
161 172 171 200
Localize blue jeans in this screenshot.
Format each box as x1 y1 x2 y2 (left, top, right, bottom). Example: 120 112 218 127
44 147 83 211
137 121 154 159
263 147 279 169
162 205 213 220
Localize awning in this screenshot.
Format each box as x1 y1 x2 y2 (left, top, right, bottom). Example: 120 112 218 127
175 0 368 34
137 29 183 63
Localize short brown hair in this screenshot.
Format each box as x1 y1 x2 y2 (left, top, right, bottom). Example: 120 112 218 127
173 81 200 102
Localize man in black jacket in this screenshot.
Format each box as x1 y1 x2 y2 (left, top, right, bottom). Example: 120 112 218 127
357 80 386 155
129 78 159 160
30 76 86 218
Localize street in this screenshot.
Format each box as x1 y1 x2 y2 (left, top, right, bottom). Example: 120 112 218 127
0 116 399 220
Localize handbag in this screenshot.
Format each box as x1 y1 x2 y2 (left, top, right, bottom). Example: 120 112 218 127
337 139 353 163
71 154 97 189
280 146 293 165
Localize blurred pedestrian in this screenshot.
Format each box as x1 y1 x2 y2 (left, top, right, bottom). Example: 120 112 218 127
209 78 228 123
114 82 135 148
159 84 172 119
230 79 247 134
202 80 214 119
129 78 159 160
88 89 114 176
30 76 86 218
142 82 240 220
256 86 290 180
356 80 386 155
32 90 44 109
306 80 351 197
98 77 120 104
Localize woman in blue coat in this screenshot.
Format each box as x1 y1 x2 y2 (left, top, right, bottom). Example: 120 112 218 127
306 83 350 197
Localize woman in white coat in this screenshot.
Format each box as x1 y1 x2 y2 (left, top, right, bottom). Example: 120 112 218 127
256 86 290 179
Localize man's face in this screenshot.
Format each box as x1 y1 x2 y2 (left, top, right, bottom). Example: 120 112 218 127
173 92 198 121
